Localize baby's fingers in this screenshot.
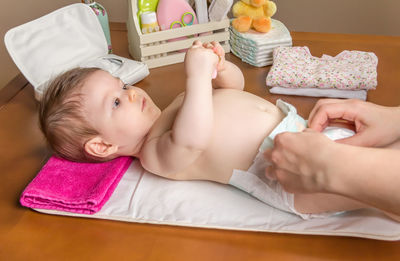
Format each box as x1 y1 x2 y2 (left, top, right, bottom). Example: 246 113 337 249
202 42 214 49
211 41 224 56
192 40 203 48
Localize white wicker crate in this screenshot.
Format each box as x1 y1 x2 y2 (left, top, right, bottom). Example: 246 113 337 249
127 0 230 68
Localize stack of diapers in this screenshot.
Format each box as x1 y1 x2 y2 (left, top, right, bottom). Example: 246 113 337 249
266 46 378 100
229 19 292 67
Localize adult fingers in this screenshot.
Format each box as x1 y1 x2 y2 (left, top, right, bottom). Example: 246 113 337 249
265 165 277 180
274 169 304 194
334 131 374 147
308 101 360 132
308 99 343 123
266 166 306 194
302 128 317 133
263 148 273 162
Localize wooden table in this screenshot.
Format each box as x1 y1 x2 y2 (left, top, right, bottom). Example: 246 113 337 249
1 24 400 260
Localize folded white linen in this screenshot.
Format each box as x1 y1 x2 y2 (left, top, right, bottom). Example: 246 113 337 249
269 86 367 100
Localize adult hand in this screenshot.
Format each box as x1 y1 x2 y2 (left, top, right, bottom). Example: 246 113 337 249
308 99 400 147
264 129 339 194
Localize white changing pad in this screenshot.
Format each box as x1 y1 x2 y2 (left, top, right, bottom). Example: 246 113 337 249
35 160 400 241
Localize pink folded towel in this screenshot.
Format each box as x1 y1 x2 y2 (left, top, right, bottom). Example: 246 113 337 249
20 156 133 214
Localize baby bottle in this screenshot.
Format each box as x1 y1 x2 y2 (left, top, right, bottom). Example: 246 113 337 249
82 0 112 53
141 11 160 34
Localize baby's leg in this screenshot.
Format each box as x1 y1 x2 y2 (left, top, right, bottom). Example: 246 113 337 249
292 142 400 220
294 193 367 214
294 193 400 221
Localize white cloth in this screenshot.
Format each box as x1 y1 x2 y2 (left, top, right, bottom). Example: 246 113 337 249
269 86 368 100
208 0 233 22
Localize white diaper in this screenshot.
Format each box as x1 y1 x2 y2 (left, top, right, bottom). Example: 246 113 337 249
229 100 355 219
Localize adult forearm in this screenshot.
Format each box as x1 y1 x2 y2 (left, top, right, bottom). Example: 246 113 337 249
327 146 400 215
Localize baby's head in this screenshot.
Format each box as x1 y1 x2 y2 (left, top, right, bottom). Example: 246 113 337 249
39 67 161 162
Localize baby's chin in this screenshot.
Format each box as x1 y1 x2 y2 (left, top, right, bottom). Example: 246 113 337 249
118 138 146 158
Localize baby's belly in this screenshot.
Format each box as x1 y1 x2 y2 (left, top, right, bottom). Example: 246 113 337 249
179 89 284 183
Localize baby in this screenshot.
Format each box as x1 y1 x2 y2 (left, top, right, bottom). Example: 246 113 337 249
39 40 376 219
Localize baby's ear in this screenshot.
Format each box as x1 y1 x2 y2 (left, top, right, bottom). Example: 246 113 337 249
84 136 118 158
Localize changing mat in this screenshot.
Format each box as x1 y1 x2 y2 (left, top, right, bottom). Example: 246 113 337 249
34 159 400 241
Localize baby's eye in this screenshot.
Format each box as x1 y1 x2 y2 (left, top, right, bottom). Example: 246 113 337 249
122 84 129 90
113 98 121 108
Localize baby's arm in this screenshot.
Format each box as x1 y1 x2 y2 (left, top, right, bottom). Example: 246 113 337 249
140 42 218 177
206 42 245 90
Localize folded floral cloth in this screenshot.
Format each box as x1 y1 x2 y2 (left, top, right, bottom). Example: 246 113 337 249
20 156 133 214
266 46 378 90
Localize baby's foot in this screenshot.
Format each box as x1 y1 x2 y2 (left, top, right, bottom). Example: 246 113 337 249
203 42 225 78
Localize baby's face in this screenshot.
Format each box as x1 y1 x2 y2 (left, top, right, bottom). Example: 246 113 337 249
81 70 161 156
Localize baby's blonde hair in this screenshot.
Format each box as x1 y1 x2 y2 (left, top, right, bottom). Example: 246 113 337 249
39 67 109 162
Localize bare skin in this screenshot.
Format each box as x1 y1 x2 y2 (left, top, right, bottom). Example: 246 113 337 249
265 99 400 219
81 41 394 219
138 41 283 184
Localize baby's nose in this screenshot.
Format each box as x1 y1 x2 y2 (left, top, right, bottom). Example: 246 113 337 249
128 89 136 102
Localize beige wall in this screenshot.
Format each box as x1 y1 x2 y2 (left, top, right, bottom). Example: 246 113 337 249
272 0 400 36
1 0 400 90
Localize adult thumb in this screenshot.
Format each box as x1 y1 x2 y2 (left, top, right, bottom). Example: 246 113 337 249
335 132 371 147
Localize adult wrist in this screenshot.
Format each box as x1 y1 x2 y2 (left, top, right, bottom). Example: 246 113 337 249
320 142 350 194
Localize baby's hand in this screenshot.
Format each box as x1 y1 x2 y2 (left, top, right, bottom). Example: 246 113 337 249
185 40 219 78
203 41 226 72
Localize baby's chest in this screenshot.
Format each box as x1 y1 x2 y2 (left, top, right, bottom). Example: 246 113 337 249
211 101 275 154
204 96 282 167
212 92 280 142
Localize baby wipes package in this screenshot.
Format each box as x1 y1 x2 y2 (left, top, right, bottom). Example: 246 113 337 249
5 3 149 100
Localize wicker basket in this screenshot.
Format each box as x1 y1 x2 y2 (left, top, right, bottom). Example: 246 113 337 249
127 0 230 68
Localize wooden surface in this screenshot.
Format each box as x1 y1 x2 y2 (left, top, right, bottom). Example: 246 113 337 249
1 23 400 260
